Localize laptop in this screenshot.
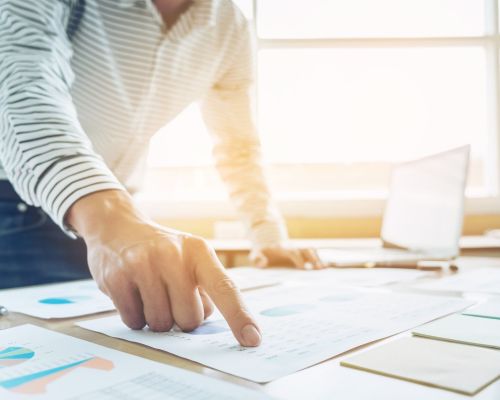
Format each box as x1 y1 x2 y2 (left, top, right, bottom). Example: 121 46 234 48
317 145 470 267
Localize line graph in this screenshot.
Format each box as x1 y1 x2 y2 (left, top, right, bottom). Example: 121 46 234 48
0 357 113 394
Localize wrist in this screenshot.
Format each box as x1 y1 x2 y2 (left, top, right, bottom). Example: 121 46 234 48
66 189 144 241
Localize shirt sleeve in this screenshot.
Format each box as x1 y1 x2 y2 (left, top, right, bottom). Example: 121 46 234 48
0 0 125 236
200 20 288 249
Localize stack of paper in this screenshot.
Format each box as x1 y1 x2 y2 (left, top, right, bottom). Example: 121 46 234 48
463 300 500 320
413 314 500 350
340 337 500 396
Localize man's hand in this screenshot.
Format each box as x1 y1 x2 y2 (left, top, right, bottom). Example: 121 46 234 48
250 245 325 270
67 190 261 347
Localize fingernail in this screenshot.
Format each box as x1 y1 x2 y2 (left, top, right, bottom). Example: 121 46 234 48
241 324 261 347
304 262 313 270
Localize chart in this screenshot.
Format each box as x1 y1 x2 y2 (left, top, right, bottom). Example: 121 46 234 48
187 320 230 335
260 304 316 317
0 357 113 394
0 325 269 400
0 347 34 368
38 296 91 305
79 286 473 382
0 280 114 318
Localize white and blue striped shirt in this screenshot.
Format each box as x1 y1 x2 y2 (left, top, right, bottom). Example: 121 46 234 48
0 0 287 247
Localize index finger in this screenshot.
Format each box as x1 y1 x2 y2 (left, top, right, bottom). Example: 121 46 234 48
187 237 262 347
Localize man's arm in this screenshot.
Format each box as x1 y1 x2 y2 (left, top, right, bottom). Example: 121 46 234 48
200 20 287 249
200 18 322 269
0 0 124 230
0 0 261 345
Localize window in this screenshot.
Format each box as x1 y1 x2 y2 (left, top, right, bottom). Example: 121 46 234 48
141 0 499 217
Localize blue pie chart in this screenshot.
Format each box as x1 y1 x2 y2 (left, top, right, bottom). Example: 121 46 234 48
260 304 315 317
38 296 91 305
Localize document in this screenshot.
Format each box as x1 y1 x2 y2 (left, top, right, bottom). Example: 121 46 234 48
227 268 281 291
463 300 500 320
0 325 270 400
340 336 500 396
227 266 430 289
416 268 500 294
413 314 500 350
0 280 114 318
79 286 471 382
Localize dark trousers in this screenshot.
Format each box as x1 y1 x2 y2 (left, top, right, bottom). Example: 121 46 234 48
0 180 91 289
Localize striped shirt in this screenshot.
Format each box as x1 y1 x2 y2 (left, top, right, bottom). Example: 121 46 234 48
0 0 287 247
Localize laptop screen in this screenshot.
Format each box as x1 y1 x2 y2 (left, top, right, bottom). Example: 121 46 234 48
381 145 470 255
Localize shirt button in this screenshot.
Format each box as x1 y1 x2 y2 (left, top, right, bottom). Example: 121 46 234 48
17 202 28 213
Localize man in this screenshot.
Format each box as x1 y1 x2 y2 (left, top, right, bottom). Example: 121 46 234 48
0 0 322 346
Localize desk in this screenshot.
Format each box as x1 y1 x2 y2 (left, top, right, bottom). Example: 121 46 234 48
211 236 500 267
2 256 500 399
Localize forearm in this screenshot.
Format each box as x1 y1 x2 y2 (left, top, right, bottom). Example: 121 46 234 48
0 0 123 233
202 91 287 247
213 139 288 247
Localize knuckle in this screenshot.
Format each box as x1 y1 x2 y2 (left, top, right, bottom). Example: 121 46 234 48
103 267 125 287
159 239 182 262
212 276 239 296
122 246 150 267
185 235 210 254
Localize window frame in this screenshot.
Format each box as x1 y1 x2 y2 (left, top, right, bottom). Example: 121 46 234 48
138 0 500 219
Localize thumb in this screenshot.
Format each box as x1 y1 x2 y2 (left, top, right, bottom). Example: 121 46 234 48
250 250 268 268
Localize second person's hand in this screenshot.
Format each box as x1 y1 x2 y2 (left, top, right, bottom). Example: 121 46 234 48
250 244 325 269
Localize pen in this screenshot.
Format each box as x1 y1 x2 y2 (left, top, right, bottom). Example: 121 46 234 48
329 261 458 272
0 305 8 316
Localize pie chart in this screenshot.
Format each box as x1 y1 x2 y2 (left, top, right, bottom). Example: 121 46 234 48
0 347 35 368
38 296 91 305
260 304 316 317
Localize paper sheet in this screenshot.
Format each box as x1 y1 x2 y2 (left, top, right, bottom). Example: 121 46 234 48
413 314 500 349
0 325 269 400
340 336 500 396
463 300 500 319
227 268 281 291
79 286 471 382
227 266 430 289
0 280 114 319
416 268 500 294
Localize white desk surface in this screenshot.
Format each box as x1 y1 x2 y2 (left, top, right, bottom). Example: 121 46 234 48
2 255 500 400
